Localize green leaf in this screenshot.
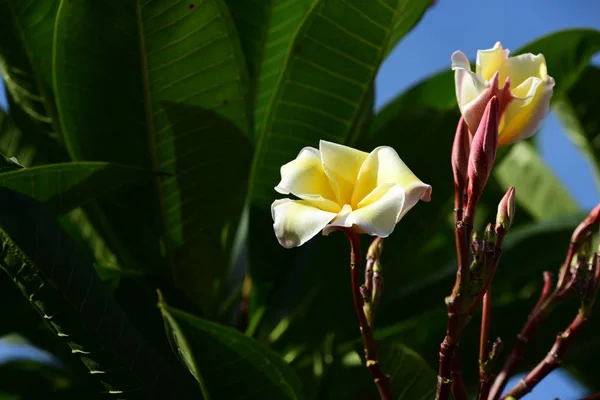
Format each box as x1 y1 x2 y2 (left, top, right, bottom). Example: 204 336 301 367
385 0 432 57
0 187 196 398
53 0 253 311
554 66 600 188
248 0 430 206
0 0 64 154
494 142 580 219
332 343 436 400
159 293 304 400
58 208 121 271
0 161 156 214
224 0 313 98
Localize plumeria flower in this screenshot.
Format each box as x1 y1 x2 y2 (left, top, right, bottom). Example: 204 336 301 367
452 42 555 146
272 140 431 248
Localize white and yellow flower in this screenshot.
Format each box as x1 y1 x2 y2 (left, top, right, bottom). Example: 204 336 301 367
272 140 431 248
452 42 554 145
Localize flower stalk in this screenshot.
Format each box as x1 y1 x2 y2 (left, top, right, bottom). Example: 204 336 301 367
343 230 392 400
438 98 511 400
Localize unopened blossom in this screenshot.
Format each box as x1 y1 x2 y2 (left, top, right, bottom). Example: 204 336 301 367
452 42 554 146
272 140 431 248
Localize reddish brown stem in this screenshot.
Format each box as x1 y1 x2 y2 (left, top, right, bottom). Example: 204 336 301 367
437 211 470 400
480 289 492 362
344 230 393 400
436 338 456 400
451 345 469 400
488 271 554 400
478 289 492 400
502 310 588 399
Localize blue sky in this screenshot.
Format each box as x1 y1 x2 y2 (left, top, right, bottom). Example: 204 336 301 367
1 1 599 398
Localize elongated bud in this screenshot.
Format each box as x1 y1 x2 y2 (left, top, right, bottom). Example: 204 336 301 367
371 260 383 310
465 96 499 222
452 117 471 196
496 186 516 232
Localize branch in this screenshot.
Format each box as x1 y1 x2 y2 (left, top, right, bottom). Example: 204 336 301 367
488 270 554 399
344 230 393 400
451 345 469 400
501 310 588 399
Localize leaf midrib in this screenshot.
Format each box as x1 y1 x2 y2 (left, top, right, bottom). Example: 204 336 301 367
134 0 173 274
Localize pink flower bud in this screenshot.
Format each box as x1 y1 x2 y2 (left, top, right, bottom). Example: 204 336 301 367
451 117 471 195
465 96 499 222
496 186 515 232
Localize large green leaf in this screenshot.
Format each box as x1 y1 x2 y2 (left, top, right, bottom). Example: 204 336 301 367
0 187 197 398
53 0 253 312
0 161 156 214
0 0 63 155
494 142 580 219
224 0 313 104
159 294 304 399
554 65 600 188
385 0 431 57
248 0 433 206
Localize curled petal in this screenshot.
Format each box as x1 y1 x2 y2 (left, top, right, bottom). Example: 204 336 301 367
272 199 337 248
498 76 554 145
398 183 432 221
352 146 429 208
325 184 406 237
319 140 368 205
275 147 339 212
451 50 471 70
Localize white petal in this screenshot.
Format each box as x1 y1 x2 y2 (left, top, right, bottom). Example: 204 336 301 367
272 199 337 248
325 184 405 237
451 50 471 70
319 140 368 205
351 146 429 208
454 67 489 117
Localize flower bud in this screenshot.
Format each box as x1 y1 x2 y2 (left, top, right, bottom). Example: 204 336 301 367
452 117 471 195
496 186 515 232
465 96 499 221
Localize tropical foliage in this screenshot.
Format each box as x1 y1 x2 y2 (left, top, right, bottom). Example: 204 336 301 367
1 1 599 399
